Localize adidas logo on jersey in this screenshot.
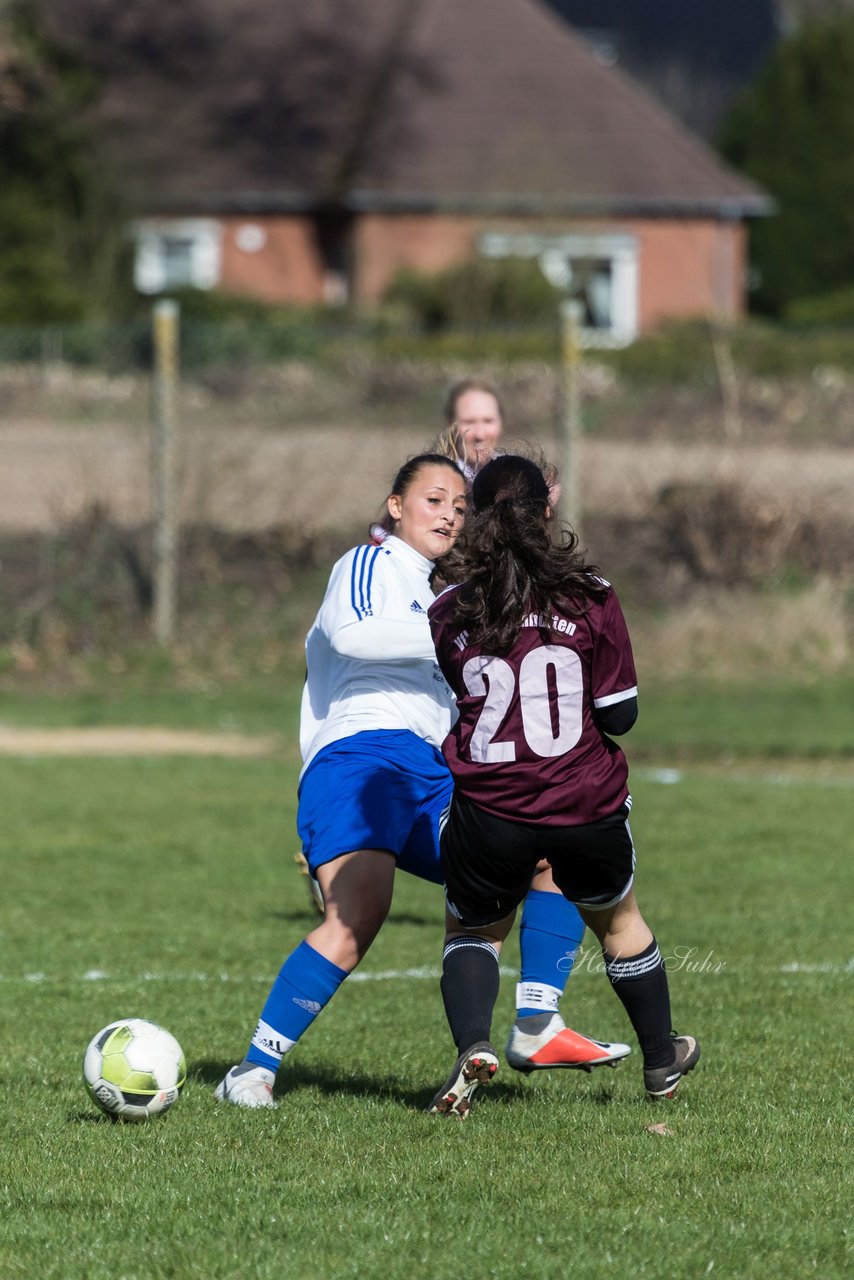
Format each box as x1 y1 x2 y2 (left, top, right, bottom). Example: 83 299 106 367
410 600 426 613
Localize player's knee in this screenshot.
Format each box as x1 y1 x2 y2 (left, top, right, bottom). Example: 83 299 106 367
318 900 388 967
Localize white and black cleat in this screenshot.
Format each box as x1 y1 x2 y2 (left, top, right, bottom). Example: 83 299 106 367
428 1042 499 1118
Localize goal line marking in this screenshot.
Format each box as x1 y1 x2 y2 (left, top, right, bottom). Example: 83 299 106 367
2 960 852 985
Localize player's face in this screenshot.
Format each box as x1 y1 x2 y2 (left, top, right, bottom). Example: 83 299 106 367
387 464 466 560
453 390 503 466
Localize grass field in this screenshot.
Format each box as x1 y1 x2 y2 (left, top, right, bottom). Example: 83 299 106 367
3 668 854 759
1 680 852 1279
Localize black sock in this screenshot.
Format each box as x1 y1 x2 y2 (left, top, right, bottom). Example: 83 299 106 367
603 938 675 1070
440 936 500 1054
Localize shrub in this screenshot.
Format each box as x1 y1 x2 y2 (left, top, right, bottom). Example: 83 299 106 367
787 285 854 327
134 288 329 367
719 11 854 316
383 258 562 332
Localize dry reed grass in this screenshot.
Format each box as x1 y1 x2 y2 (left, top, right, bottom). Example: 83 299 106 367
630 578 851 682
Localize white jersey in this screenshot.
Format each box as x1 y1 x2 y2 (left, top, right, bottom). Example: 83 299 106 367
299 536 456 775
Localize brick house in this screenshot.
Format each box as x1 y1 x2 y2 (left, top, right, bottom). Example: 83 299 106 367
89 0 772 345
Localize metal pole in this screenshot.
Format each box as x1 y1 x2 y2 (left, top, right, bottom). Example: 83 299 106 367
151 299 180 645
557 299 583 535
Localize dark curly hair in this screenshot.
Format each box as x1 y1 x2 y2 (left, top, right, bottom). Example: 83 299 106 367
452 453 608 651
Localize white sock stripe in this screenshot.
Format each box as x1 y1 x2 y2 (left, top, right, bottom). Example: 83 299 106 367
443 936 499 962
443 936 498 955
606 946 661 969
605 946 662 979
250 1018 296 1062
515 981 562 1011
606 956 661 979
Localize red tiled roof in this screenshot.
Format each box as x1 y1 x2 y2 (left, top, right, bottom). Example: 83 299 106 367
49 0 771 217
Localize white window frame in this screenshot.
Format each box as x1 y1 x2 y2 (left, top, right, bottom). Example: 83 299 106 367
479 231 639 347
133 219 223 294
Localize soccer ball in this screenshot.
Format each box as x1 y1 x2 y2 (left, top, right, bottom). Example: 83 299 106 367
83 1018 186 1122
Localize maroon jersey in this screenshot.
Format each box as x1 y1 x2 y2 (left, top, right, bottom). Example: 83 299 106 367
428 583 638 826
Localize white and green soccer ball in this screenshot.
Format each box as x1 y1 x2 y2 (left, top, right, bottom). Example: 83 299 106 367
83 1018 186 1122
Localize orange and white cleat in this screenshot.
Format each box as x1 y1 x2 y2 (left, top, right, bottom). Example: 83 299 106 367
505 1013 631 1074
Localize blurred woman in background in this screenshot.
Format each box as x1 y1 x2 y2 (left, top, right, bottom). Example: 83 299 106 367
435 376 505 481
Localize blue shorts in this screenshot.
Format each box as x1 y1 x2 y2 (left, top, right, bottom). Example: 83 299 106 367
297 730 453 884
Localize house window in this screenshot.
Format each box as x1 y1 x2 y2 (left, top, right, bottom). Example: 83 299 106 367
133 219 222 294
160 237 195 288
479 231 638 347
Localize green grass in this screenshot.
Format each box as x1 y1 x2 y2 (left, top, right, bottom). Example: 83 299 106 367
636 677 854 761
3 672 854 760
0 676 295 736
0 678 852 1278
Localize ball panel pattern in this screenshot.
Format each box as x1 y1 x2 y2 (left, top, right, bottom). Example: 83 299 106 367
82 1018 186 1121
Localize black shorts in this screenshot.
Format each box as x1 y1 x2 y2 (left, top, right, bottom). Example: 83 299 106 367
440 792 636 928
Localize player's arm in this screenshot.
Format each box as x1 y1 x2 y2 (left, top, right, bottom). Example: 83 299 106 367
591 587 639 736
321 546 437 663
593 695 638 736
332 616 437 662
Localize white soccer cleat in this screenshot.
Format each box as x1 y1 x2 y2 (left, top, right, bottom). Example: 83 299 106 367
427 1042 499 1118
505 1012 632 1073
214 1064 277 1108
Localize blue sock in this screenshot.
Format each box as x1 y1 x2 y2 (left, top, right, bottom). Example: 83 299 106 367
516 890 586 1019
246 940 348 1071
